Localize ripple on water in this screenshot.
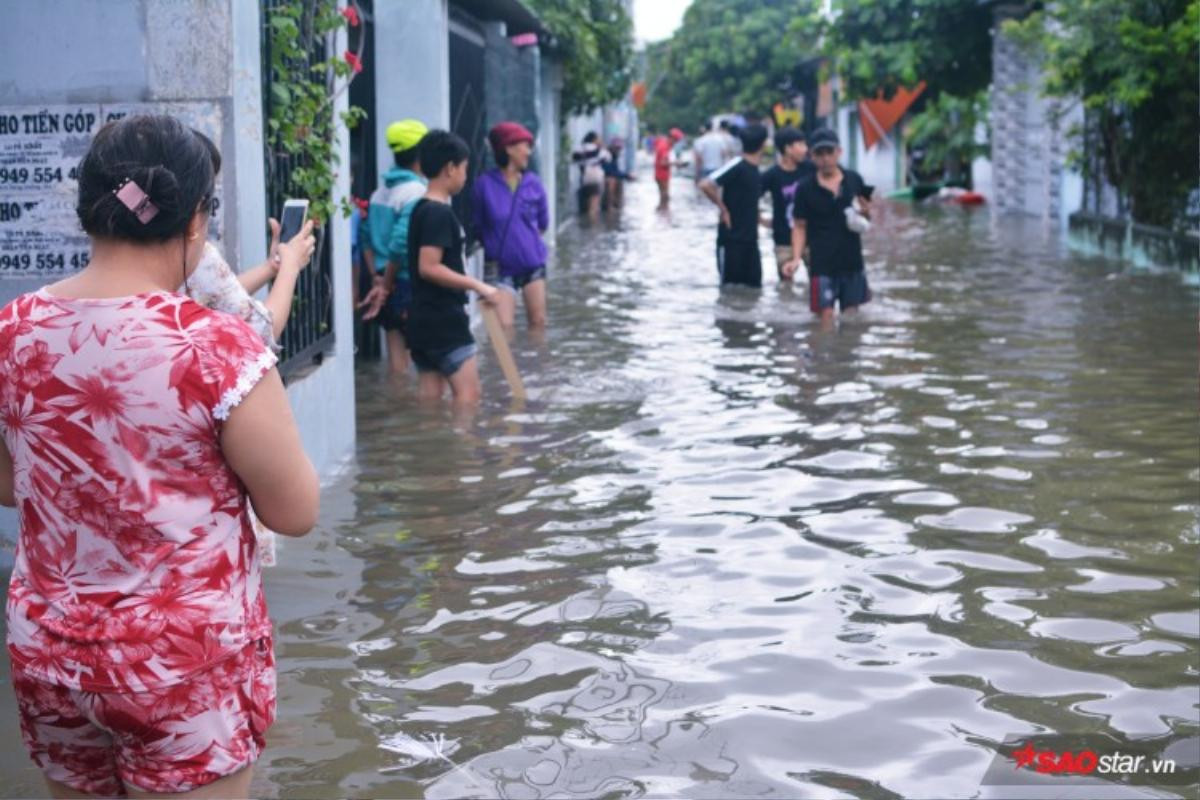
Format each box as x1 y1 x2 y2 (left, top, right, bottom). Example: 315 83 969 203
1021 528 1128 560
1149 612 1200 639
892 490 961 506
1028 617 1142 644
1067 569 1168 594
917 507 1034 533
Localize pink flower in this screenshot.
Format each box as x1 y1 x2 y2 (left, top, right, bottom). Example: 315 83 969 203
341 5 359 26
13 340 62 388
0 315 33 357
344 50 363 73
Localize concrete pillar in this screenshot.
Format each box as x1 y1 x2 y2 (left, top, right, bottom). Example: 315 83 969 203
536 52 561 236
372 0 450 178
230 0 269 273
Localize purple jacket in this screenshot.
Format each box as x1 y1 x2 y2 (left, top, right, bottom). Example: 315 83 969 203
472 169 549 277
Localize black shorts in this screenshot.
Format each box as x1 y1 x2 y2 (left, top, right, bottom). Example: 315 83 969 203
717 241 762 288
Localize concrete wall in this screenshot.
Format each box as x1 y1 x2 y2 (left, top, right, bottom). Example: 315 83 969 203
230 0 269 275
0 0 358 547
0 0 254 302
1068 213 1200 273
373 0 451 175
536 53 562 234
990 10 1084 229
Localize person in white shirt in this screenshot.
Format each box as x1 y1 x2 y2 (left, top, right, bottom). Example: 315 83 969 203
693 123 727 183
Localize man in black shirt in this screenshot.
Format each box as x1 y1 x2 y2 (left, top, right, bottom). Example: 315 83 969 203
760 126 814 281
787 127 874 323
699 123 769 288
408 130 499 404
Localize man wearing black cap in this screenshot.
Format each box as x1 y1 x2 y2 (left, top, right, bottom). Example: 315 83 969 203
786 128 874 322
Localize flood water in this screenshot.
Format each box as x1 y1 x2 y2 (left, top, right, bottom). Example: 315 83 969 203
2 174 1198 798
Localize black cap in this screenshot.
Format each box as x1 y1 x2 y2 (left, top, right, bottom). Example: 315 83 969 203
809 127 839 151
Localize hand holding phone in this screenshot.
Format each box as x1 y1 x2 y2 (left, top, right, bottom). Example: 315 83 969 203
275 199 316 275
279 199 309 243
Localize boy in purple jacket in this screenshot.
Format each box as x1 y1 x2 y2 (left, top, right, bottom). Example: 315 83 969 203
472 121 550 331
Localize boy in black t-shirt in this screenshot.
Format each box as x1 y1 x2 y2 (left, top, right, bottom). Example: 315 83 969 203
407 130 499 404
760 127 814 281
786 128 874 323
699 123 769 288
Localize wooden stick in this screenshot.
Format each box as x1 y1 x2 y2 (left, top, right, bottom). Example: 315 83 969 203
480 303 526 401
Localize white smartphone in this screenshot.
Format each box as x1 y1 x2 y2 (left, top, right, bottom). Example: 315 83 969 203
279 199 309 244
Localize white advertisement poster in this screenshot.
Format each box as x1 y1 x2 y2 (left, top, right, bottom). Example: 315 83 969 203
0 102 223 280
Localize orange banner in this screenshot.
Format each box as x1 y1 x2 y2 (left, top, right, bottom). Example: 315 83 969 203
858 82 926 150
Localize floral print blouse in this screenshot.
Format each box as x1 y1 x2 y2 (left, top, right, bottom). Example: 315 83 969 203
0 289 276 692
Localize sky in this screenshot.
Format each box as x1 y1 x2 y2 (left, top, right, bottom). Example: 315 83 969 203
632 0 690 44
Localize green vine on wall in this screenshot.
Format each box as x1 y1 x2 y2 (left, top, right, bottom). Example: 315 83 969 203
265 0 367 222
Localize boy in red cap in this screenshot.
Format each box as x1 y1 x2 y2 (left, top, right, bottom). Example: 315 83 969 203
654 128 685 209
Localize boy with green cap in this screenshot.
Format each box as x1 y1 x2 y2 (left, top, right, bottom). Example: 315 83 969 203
359 118 429 375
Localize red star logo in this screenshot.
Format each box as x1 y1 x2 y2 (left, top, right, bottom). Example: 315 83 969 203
1013 743 1038 769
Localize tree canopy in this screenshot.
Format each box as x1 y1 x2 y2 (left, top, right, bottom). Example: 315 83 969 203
642 0 820 133
526 0 635 115
810 0 994 102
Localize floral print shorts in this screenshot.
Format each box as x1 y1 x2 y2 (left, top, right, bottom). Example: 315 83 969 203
11 638 275 796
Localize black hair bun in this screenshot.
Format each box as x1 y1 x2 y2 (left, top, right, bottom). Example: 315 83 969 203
75 114 220 243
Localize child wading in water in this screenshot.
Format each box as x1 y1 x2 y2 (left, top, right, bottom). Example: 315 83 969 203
358 118 430 375
406 130 499 404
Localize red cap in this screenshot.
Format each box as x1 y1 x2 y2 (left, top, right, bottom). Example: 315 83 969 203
489 121 534 156
669 127 684 140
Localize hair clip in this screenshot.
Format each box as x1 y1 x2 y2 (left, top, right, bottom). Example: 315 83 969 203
114 178 159 224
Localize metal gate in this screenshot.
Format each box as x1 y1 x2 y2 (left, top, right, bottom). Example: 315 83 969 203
261 0 337 379
449 16 488 245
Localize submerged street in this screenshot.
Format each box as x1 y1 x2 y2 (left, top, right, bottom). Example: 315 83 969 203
3 175 1196 798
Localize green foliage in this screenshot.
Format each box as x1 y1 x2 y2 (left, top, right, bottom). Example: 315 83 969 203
814 0 994 101
641 40 703 133
1005 0 1199 228
265 1 366 222
905 90 989 187
525 0 635 114
643 0 820 133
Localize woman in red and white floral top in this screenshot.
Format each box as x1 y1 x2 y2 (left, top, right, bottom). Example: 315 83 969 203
0 115 319 798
